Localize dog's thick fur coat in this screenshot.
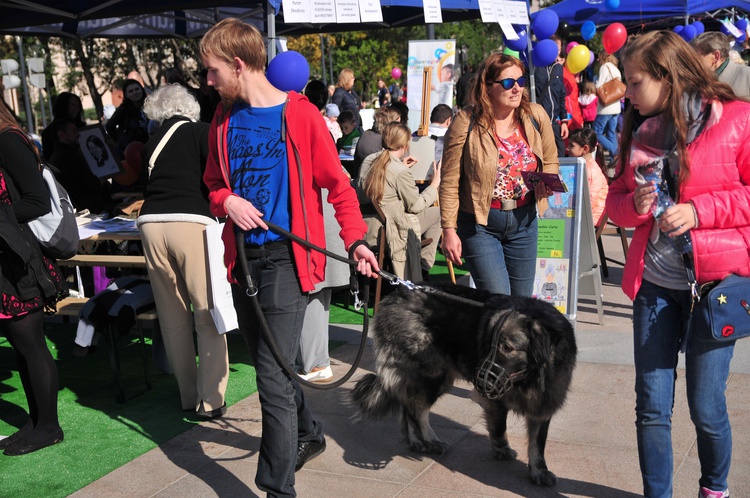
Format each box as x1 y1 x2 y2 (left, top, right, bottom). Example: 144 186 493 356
351 284 577 486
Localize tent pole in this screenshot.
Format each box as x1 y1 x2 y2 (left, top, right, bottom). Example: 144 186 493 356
267 0 277 62
320 34 327 85
15 36 35 133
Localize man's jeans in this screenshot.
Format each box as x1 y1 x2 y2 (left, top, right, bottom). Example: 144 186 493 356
232 242 322 497
593 113 619 155
456 202 538 296
633 280 735 498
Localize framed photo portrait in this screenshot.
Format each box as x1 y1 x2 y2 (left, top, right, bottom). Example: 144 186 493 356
78 124 122 180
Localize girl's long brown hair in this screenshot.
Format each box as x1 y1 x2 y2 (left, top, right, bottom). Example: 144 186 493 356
363 122 411 204
0 101 23 136
615 30 739 184
469 53 531 134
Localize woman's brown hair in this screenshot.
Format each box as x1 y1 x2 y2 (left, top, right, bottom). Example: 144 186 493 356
469 53 531 133
615 30 739 184
0 101 23 135
363 122 411 204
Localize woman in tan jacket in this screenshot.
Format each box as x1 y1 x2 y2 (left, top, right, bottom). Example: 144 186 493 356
440 53 559 295
360 122 441 280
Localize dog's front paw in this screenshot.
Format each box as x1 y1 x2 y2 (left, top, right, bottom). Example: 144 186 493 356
492 444 517 461
530 468 557 487
410 439 449 455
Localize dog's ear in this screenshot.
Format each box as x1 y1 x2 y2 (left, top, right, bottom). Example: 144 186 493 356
528 319 554 388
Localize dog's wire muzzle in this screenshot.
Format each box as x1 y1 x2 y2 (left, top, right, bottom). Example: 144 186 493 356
474 325 527 400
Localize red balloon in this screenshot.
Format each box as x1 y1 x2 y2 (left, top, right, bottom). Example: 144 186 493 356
602 23 627 54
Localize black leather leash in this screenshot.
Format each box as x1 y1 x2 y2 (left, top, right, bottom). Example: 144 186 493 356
235 220 483 390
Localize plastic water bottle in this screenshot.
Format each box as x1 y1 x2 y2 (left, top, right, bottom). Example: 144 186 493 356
643 171 693 254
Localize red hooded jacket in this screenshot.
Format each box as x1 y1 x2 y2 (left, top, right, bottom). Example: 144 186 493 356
203 91 367 292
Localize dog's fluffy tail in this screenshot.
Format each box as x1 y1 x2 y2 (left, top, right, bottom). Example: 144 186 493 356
350 373 400 420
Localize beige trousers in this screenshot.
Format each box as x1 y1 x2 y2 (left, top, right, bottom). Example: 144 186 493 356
140 222 229 411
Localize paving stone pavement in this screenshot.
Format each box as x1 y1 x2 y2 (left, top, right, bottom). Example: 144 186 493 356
71 231 750 497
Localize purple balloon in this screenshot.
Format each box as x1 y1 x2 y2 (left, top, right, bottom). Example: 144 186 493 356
581 21 597 41
589 50 595 67
693 21 705 35
532 39 560 67
532 10 559 40
504 26 529 52
681 25 697 41
604 0 620 10
267 51 310 92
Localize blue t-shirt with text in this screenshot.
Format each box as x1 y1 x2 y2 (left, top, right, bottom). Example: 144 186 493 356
228 102 290 246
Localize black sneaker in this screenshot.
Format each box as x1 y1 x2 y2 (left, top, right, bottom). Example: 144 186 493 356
295 437 326 471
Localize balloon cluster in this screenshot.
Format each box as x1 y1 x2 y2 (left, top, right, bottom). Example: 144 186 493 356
673 20 706 42
505 1 628 70
719 18 748 43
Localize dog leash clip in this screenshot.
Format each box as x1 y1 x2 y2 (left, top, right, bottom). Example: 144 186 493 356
349 275 366 311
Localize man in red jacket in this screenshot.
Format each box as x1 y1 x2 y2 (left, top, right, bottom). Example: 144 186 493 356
200 18 379 497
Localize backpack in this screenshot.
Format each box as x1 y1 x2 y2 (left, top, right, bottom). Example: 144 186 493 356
5 130 79 259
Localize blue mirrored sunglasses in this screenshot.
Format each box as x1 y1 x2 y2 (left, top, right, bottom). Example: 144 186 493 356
492 77 526 90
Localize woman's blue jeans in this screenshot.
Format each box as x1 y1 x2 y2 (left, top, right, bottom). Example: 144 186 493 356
593 113 619 155
232 243 322 498
633 280 735 498
456 202 538 296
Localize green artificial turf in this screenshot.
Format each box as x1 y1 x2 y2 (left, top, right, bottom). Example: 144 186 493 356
0 324 257 498
0 252 465 497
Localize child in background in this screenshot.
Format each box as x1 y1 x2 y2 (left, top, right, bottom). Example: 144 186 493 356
324 103 343 142
567 128 609 226
336 110 362 154
579 81 598 128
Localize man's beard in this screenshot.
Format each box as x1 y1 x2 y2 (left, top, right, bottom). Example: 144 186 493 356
217 77 242 105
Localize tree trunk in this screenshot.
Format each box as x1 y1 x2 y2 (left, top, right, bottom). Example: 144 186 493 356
74 39 104 120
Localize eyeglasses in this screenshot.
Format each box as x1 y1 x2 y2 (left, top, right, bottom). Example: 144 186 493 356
491 77 526 90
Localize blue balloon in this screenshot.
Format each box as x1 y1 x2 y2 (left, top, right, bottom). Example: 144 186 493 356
504 26 529 52
693 21 705 35
581 21 597 41
532 9 559 40
681 25 697 41
266 51 310 93
604 0 620 10
738 32 747 43
532 39 560 67
736 18 748 33
673 25 684 35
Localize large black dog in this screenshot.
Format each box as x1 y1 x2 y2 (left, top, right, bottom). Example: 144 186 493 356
351 284 577 486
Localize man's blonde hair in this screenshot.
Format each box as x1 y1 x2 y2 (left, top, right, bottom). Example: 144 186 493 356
200 18 266 72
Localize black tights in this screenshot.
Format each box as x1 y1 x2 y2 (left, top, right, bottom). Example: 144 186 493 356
1 309 60 435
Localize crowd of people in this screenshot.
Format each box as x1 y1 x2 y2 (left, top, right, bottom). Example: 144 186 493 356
3 16 750 498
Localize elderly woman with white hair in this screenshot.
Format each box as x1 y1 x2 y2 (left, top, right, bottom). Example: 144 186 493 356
137 84 229 419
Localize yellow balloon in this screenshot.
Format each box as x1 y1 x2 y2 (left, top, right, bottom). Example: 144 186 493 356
566 45 590 74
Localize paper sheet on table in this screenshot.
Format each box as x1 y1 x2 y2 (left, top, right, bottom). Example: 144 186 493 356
77 217 138 240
